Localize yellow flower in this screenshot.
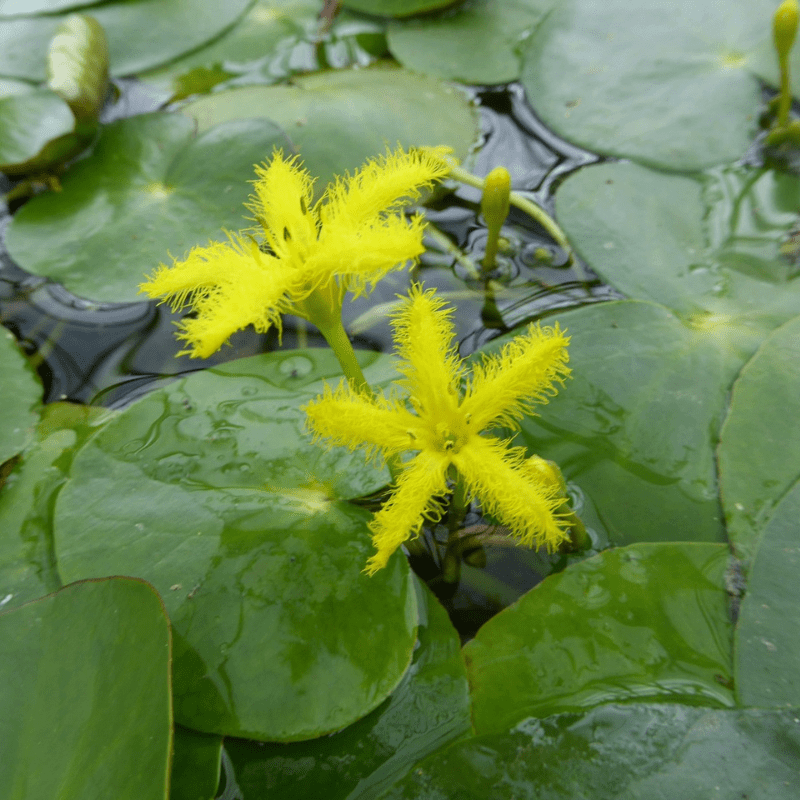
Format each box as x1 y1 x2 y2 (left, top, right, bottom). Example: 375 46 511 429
304 285 572 574
139 147 451 358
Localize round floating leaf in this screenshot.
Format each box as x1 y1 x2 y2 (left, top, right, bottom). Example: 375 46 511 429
6 113 290 302
342 0 457 17
506 300 741 546
557 161 800 348
181 64 479 186
0 0 251 80
719 315 800 567
387 0 552 84
53 350 419 741
140 0 386 100
736 479 800 708
378 705 800 800
225 578 471 800
463 542 734 735
0 404 111 613
0 87 80 176
521 0 800 170
0 577 172 800
0 0 104 16
0 328 41 464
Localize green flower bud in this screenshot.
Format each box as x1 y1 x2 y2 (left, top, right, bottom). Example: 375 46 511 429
480 166 511 271
774 0 799 60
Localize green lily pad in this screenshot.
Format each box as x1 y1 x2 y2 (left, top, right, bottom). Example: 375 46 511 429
0 0 251 80
171 726 222 800
225 578 471 800
520 0 800 170
0 577 172 800
463 542 734 735
181 63 479 186
0 328 41 465
0 0 103 16
140 0 386 100
52 350 419 741
508 300 741 546
0 403 111 613
342 0 457 17
0 87 80 176
556 162 800 348
5 113 290 302
377 705 800 799
736 479 800 709
387 0 553 84
719 315 800 567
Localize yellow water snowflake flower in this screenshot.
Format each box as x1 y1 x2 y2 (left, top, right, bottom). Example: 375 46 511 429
139 146 451 358
304 285 572 574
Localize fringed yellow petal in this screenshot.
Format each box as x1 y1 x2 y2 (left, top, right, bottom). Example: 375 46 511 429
138 236 246 311
364 449 450 575
461 323 570 431
391 284 465 417
453 436 570 551
320 146 451 229
247 150 317 259
174 257 294 358
303 383 420 461
313 214 426 297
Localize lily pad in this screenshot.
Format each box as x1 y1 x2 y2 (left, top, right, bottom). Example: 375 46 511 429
0 577 172 800
387 0 553 85
556 162 800 349
378 705 800 799
520 0 800 170
736 479 800 709
52 350 419 741
181 64 479 186
0 0 251 80
463 542 734 735
0 0 103 16
0 403 111 613
342 0 457 17
225 579 472 800
508 300 741 546
0 328 41 465
5 113 290 302
718 315 800 567
140 0 386 100
0 87 80 176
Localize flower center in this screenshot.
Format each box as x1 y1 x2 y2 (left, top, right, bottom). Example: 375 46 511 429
432 418 470 454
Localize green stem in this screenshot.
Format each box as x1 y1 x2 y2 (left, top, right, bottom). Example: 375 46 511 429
316 316 368 392
425 222 482 279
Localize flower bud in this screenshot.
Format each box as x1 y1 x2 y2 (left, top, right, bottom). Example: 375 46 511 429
774 0 799 61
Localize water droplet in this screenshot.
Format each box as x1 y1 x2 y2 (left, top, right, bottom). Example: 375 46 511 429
279 355 313 378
